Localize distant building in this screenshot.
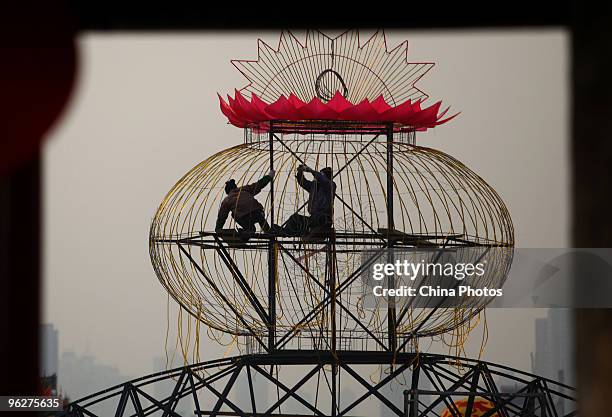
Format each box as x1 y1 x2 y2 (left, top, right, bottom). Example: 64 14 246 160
41 324 59 378
60 351 132 416
40 324 59 395
533 308 575 414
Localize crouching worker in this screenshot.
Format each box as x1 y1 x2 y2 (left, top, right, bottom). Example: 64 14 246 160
284 164 336 237
215 170 275 235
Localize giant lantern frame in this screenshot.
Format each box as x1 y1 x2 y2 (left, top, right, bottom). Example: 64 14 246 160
62 30 577 417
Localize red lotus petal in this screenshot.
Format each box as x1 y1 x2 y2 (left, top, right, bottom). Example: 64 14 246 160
218 90 458 131
435 111 461 126
233 90 271 122
218 94 245 127
288 93 306 109
370 94 392 114
380 99 416 122
218 94 234 118
408 101 442 125
227 94 236 109
299 97 339 119
265 95 300 120
339 99 380 121
251 93 268 110
436 105 451 120
229 90 257 123
250 93 273 119
327 91 353 113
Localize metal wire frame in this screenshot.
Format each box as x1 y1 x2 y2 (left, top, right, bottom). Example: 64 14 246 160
231 29 434 106
149 124 514 355
59 352 576 417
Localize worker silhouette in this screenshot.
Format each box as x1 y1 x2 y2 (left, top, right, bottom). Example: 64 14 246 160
215 169 275 234
284 164 336 236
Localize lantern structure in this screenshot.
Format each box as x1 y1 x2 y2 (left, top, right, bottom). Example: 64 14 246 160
62 30 576 417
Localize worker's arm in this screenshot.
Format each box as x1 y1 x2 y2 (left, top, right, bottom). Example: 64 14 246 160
243 170 275 195
296 166 312 191
311 170 333 188
215 201 230 231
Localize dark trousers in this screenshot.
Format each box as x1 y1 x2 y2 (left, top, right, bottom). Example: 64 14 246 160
284 213 332 236
235 209 270 232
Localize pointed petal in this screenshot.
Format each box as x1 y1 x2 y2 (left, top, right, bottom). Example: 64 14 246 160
327 91 353 113
218 94 245 127
435 111 461 126
380 99 417 122
288 93 306 109
339 99 380 121
299 97 339 119
370 94 392 114
408 101 442 126
265 95 300 120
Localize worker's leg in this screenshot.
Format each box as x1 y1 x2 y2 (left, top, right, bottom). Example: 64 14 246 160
309 213 333 231
284 213 310 236
252 209 271 232
235 212 257 232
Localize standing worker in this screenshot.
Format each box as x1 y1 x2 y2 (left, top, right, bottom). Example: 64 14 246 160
285 164 336 236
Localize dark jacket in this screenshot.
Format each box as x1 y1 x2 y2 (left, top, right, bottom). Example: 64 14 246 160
216 175 271 230
296 169 336 216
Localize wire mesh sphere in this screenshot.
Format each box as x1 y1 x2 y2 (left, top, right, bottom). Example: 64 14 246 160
150 129 514 349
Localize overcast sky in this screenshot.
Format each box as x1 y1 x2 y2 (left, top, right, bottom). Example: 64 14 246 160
42 29 569 382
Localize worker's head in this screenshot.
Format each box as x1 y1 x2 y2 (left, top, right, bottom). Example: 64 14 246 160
321 167 333 179
224 179 237 194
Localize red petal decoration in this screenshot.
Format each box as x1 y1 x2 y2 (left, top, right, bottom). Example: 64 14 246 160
218 94 245 127
327 91 353 113
287 93 306 110
409 101 441 126
217 91 457 132
339 99 380 121
299 97 339 119
380 99 415 122
370 94 392 115
265 95 300 120
230 90 257 123
436 112 461 126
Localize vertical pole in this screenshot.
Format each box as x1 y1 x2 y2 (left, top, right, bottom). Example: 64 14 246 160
268 123 276 351
329 234 337 354
246 366 257 416
410 389 419 417
386 125 394 229
386 124 397 353
331 363 337 417
408 363 420 417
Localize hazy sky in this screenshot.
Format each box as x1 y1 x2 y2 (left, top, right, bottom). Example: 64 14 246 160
43 29 569 380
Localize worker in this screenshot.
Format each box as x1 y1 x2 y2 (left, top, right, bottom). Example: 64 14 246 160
285 164 336 236
215 170 275 233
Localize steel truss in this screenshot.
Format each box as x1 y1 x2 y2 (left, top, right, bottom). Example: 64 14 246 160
61 352 576 417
